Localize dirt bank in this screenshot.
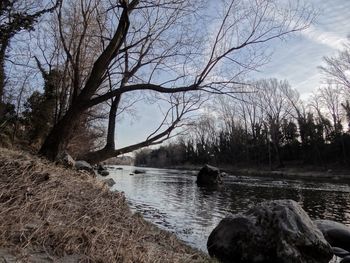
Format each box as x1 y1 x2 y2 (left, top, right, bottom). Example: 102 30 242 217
0 148 212 262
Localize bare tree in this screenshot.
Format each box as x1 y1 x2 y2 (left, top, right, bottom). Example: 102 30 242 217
0 0 60 116
33 0 314 162
256 79 295 167
319 39 350 90
310 84 347 163
319 39 350 133
318 84 344 132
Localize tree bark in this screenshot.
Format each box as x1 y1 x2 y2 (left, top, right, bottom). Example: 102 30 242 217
38 102 85 160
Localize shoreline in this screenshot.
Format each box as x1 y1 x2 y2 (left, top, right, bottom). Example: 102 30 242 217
0 148 212 262
228 168 350 183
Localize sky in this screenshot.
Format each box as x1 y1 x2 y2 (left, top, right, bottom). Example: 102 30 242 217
255 0 350 98
115 0 350 150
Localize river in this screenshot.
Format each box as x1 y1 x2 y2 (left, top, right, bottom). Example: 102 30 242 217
103 165 350 252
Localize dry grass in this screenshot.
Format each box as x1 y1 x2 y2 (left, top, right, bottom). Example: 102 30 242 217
0 148 212 263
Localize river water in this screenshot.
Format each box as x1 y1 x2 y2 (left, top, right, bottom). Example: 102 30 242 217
105 165 350 252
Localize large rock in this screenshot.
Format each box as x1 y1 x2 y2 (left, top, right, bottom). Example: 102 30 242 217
315 220 350 254
332 247 350 258
207 200 333 263
341 256 350 263
56 151 75 167
75 160 94 173
196 164 222 186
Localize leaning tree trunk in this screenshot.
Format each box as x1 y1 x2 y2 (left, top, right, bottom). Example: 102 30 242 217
39 104 84 160
79 147 116 164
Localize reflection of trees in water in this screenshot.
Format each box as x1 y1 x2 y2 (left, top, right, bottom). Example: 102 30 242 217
300 190 350 225
194 186 223 226
196 180 350 226
112 169 350 251
114 169 350 229
215 183 301 213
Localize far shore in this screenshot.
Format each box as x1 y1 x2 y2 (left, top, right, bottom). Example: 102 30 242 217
131 163 350 183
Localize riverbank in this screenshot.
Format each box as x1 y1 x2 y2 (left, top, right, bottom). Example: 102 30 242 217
229 167 350 182
0 148 212 262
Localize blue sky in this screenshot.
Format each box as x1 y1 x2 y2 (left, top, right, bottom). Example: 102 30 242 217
116 0 350 150
255 0 350 98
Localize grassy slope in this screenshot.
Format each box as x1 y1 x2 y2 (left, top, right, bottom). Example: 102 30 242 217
0 148 212 263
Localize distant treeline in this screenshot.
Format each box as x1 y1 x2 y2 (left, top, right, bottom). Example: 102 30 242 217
135 79 350 169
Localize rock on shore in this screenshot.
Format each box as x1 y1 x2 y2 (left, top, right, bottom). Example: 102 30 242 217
315 220 350 258
207 199 333 263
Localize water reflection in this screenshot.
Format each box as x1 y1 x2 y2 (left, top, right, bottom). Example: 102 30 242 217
106 166 350 252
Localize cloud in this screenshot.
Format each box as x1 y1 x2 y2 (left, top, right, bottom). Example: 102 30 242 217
300 25 347 50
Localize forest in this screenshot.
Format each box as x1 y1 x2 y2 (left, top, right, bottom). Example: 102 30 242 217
135 78 350 169
0 0 349 170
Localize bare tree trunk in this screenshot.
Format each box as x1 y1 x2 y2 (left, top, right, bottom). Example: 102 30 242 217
273 143 283 168
11 76 27 143
0 42 8 117
79 147 115 164
79 95 121 163
106 96 121 149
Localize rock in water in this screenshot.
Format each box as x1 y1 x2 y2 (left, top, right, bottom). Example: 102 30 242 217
133 169 146 174
196 164 222 186
103 178 116 187
97 164 105 172
99 170 109 176
207 200 333 263
97 164 109 176
315 220 350 253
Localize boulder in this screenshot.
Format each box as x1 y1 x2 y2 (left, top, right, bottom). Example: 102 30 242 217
207 200 333 263
103 178 116 187
315 220 350 253
341 256 350 263
332 247 350 258
75 160 94 173
97 164 109 176
99 170 109 176
56 151 75 167
196 165 222 186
